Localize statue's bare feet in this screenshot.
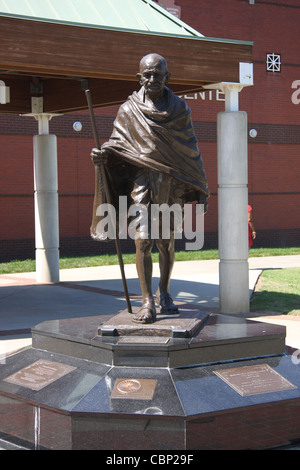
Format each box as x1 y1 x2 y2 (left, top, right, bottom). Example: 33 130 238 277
132 303 156 324
156 290 179 314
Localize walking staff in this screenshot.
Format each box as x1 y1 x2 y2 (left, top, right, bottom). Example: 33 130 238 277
85 89 132 313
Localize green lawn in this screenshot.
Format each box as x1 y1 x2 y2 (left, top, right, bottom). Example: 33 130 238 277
0 246 299 274
250 267 300 316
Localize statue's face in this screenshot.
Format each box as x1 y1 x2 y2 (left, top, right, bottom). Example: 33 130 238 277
137 57 170 96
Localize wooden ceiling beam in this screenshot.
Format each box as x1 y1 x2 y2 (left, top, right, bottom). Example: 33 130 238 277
0 16 252 114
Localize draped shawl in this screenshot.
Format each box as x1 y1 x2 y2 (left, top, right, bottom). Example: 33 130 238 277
90 86 209 240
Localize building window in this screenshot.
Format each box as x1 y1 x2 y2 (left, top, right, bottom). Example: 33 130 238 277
266 53 281 72
156 1 181 19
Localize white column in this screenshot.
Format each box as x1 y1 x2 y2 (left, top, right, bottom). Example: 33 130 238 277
204 64 253 313
23 98 61 283
33 133 59 283
0 80 10 104
217 106 249 313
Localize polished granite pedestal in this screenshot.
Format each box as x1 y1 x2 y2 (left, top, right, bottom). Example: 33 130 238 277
0 310 300 450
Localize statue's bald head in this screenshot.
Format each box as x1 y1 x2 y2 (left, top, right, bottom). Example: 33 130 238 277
139 53 168 74
137 53 171 100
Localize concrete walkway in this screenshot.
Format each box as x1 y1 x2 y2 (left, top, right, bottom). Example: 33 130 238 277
0 255 299 358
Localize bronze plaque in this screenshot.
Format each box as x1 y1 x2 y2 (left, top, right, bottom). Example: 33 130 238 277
214 364 297 397
118 336 169 344
111 378 157 400
4 359 76 391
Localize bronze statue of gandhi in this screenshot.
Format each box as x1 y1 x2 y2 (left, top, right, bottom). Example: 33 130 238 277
91 53 209 324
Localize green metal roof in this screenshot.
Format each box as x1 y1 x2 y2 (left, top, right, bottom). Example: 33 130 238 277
0 0 204 37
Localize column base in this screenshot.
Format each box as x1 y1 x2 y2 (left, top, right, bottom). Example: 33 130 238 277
36 248 59 284
219 260 250 314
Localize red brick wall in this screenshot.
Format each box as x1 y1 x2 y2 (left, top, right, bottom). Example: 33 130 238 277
0 135 34 240
176 0 300 242
0 0 299 260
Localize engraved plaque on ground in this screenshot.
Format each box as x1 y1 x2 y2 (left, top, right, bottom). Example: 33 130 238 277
118 336 169 344
214 364 297 397
111 378 157 400
4 359 76 391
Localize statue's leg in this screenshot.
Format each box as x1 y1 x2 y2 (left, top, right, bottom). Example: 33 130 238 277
129 169 157 323
155 234 179 314
132 237 156 324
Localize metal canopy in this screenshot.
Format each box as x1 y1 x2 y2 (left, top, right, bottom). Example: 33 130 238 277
0 0 252 114
0 0 204 37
